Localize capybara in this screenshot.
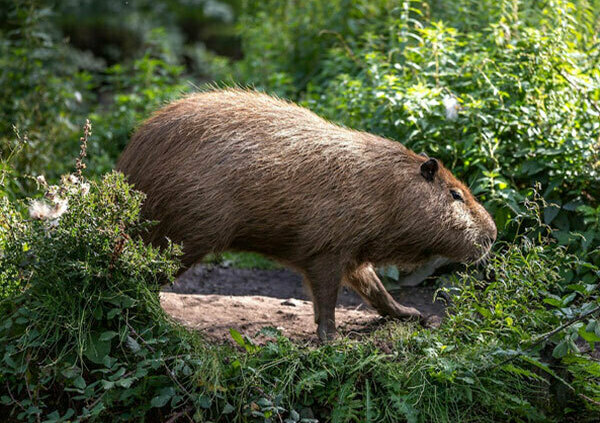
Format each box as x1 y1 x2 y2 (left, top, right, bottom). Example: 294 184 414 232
117 89 497 340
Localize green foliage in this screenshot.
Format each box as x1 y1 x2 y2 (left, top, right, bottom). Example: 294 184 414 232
0 170 221 421
0 1 93 183
86 52 186 175
0 0 235 188
2 0 600 421
204 251 281 270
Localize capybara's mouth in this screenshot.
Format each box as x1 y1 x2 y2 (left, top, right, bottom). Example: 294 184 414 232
469 237 495 265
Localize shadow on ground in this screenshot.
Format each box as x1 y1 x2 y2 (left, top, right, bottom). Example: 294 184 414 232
160 265 448 344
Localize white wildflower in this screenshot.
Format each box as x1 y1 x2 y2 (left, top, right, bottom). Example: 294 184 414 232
29 200 53 220
29 197 68 221
47 218 60 229
67 174 79 185
36 175 47 188
442 95 460 120
80 182 90 196
51 198 68 219
45 185 60 202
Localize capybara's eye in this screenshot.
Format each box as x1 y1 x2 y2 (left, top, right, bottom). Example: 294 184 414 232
450 189 464 202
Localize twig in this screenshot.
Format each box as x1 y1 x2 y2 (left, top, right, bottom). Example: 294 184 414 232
485 305 600 372
5 382 26 413
531 305 600 347
165 405 194 423
480 305 600 407
75 119 91 179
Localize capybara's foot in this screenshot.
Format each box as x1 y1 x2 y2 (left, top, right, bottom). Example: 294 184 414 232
389 304 422 321
422 314 442 328
317 322 337 342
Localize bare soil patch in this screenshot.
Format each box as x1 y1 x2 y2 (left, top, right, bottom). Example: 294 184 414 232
160 265 447 344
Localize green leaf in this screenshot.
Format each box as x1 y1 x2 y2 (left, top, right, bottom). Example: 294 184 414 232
543 298 562 308
126 336 141 353
73 376 86 390
198 395 212 409
107 308 120 319
230 328 245 348
116 378 134 388
579 325 600 348
84 331 111 364
99 331 118 341
151 388 175 408
222 403 235 414
151 394 171 408
543 204 560 224
552 341 569 359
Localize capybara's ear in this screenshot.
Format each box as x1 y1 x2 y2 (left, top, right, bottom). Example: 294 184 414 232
420 158 438 181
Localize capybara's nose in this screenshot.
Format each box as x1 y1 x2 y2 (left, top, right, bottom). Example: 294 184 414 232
488 223 497 243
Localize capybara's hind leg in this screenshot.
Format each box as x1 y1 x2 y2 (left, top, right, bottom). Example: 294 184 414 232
302 256 342 341
345 264 421 320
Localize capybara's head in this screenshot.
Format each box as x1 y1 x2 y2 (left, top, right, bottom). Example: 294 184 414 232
406 154 497 264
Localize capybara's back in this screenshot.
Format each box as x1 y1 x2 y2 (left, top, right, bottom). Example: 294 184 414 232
117 89 496 339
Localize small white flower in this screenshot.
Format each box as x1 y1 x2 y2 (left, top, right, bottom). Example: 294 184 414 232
29 200 53 220
36 175 47 187
74 91 82 103
442 95 460 120
47 219 60 229
45 185 59 202
51 198 68 219
29 197 68 221
67 174 79 184
80 182 90 196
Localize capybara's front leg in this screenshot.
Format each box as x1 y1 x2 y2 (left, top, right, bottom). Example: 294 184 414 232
302 256 343 341
345 263 421 320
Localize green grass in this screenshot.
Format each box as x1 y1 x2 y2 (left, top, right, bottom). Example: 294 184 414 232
204 252 281 270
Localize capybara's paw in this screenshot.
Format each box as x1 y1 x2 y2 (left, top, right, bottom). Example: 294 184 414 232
421 314 442 329
317 323 337 343
391 305 422 321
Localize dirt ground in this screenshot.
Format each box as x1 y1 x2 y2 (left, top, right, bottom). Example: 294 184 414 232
160 264 448 344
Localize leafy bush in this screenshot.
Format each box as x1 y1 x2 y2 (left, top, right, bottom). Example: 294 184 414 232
0 168 213 421
0 1 94 184
0 0 215 188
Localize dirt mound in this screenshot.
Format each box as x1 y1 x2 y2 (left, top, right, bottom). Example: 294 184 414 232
160 265 447 343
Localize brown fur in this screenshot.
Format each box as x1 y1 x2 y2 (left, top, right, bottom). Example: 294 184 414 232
117 89 496 339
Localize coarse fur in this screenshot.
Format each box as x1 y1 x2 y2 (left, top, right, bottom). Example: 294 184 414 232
117 89 497 340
